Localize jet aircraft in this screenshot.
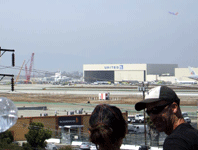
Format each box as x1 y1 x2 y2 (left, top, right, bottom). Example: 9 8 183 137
188 66 198 81
175 78 197 85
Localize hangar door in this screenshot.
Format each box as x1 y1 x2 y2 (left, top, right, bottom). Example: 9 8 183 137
84 71 114 83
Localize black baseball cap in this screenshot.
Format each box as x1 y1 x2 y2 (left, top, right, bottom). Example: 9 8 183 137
135 86 180 111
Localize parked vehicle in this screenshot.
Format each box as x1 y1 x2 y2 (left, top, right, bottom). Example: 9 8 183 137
182 112 191 123
12 141 19 145
135 114 144 123
80 142 92 150
90 143 97 150
128 124 139 134
128 116 136 123
45 143 57 150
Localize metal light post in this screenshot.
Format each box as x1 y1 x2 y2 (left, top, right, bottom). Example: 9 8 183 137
138 70 149 150
138 82 149 145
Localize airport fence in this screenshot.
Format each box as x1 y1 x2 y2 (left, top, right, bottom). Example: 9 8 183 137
48 110 197 146
54 132 165 148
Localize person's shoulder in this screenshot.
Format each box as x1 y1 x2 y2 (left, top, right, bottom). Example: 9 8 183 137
172 123 198 137
179 123 198 134
164 132 192 150
164 123 198 150
163 137 187 150
164 123 198 141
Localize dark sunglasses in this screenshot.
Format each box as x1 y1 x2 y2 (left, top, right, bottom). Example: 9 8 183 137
146 102 173 116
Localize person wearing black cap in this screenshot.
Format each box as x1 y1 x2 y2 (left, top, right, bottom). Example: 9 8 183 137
135 86 198 150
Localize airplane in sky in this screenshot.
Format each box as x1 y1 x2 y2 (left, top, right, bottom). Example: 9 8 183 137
188 66 198 81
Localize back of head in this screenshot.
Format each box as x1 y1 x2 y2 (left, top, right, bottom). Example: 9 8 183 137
89 104 127 149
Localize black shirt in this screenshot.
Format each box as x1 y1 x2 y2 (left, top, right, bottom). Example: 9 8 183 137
163 123 198 150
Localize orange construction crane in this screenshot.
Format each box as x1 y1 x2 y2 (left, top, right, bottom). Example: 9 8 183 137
15 60 25 85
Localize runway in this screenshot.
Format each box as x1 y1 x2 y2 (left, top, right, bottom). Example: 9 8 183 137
1 84 198 96
0 84 197 118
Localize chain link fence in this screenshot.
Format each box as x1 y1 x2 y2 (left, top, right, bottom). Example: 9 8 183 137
48 110 197 149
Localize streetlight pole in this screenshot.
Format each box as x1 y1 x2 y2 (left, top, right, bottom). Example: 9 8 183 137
139 81 148 145
138 70 149 149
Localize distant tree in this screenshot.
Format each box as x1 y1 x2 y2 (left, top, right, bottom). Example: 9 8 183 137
24 122 52 149
22 142 33 150
146 116 159 146
0 142 23 150
0 130 14 144
0 130 23 150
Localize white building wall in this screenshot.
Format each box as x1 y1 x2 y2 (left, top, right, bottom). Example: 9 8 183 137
158 76 176 83
146 75 176 83
115 70 144 82
146 75 158 81
84 64 147 82
83 64 147 71
175 68 190 81
83 64 179 83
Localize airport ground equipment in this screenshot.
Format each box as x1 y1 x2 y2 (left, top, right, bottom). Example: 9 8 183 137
98 92 110 100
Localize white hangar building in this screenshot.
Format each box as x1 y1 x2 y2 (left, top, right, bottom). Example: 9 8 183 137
83 64 178 83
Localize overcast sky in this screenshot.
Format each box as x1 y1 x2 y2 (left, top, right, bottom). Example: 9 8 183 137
0 0 198 75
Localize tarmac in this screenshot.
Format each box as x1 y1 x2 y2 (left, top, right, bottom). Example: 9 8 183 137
0 84 197 118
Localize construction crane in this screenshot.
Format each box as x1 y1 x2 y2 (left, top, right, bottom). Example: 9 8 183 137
25 53 34 83
15 60 25 85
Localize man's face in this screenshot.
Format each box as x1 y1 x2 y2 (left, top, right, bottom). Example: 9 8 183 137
146 101 173 133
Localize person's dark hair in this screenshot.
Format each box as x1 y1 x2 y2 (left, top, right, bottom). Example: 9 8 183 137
89 104 127 150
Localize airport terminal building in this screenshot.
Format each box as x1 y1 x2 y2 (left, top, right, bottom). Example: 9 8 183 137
83 64 178 83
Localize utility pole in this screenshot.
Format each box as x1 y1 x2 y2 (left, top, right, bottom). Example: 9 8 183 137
0 46 15 91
